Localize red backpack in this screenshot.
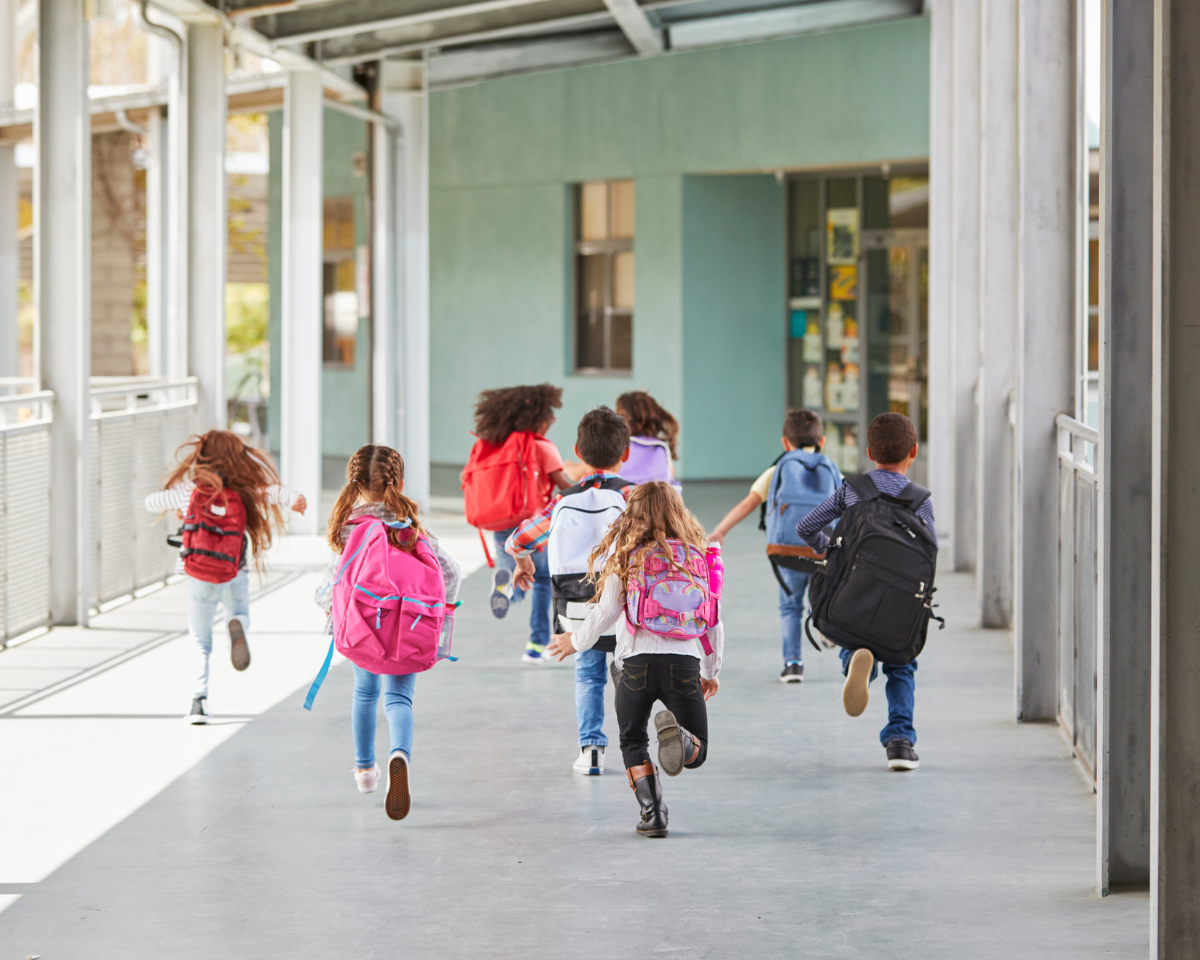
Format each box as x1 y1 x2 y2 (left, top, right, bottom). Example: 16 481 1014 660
181 486 247 583
461 430 543 534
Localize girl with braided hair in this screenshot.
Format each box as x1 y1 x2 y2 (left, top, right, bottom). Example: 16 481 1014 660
314 445 461 820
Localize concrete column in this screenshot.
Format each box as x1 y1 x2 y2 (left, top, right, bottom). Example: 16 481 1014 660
0 0 17 376
975 0 1018 629
1096 0 1152 893
186 23 225 427
1013 0 1076 721
36 0 91 624
1150 0 1200 951
280 70 323 533
950 0 981 572
927 0 956 543
370 67 401 451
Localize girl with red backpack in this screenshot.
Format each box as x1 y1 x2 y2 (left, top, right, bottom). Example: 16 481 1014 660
313 445 461 821
547 482 723 839
145 430 306 724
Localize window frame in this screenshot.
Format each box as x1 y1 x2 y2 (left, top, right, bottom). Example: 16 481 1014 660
571 181 634 376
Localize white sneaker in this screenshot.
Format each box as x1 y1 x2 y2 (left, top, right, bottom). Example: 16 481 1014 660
186 696 208 724
354 764 380 793
573 745 604 776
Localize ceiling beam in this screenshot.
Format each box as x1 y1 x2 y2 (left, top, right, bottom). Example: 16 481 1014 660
428 30 632 86
667 0 921 51
601 0 661 54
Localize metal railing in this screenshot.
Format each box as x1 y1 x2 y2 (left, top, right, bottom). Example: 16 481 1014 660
1056 413 1099 778
0 391 54 645
89 378 198 608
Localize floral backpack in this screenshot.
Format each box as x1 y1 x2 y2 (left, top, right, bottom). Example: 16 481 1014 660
624 540 721 655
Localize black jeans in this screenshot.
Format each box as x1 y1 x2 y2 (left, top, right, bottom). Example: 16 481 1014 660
614 654 709 770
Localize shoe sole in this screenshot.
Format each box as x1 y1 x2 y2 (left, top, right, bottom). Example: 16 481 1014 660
229 619 250 672
522 654 547 664
637 826 669 838
386 755 410 821
888 758 920 771
655 710 687 777
187 715 207 725
574 749 603 775
780 675 804 683
843 648 873 717
490 570 512 619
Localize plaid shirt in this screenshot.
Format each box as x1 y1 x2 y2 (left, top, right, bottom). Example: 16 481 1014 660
504 471 635 557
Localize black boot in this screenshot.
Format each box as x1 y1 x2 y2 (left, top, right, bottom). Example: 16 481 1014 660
627 762 668 838
654 710 700 776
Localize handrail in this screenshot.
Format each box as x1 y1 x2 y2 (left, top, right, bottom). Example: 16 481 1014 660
0 389 55 407
1056 413 1099 446
88 376 198 399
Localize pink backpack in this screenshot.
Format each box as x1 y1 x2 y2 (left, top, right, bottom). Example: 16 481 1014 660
304 517 453 710
624 540 720 655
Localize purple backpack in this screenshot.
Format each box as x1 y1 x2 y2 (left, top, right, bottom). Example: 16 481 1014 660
622 436 680 487
624 540 719 654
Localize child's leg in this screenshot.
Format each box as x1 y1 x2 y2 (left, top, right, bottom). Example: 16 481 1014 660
575 648 609 747
660 657 709 769
351 665 382 768
380 673 417 760
187 577 222 698
219 568 251 633
879 659 918 746
527 546 552 651
491 529 526 602
614 656 657 768
777 568 809 665
839 647 881 681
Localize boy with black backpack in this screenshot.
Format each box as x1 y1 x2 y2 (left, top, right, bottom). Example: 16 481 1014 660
798 413 939 772
709 409 841 683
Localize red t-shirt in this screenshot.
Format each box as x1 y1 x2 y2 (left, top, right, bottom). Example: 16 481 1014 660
532 435 564 510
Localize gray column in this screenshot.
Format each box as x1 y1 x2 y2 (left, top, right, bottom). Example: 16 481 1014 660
975 0 1018 629
186 23 225 429
0 0 16 376
1097 0 1152 893
950 0 980 572
1150 0 1200 951
36 0 91 624
280 70 323 534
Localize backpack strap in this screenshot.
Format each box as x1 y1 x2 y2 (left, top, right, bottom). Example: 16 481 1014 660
845 473 881 502
302 639 336 711
895 481 932 510
758 450 788 531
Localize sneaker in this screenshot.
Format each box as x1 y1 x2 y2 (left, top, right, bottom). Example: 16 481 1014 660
186 696 208 724
354 764 380 793
385 751 411 821
522 643 548 664
490 567 514 619
842 648 874 717
229 618 250 671
573 745 605 776
780 662 804 683
886 739 920 771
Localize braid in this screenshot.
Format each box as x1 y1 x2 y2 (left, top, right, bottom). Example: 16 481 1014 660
327 445 424 553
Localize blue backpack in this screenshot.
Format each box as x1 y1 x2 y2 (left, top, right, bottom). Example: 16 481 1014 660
762 449 842 588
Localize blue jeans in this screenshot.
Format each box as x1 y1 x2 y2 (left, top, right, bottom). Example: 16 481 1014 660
187 569 250 699
575 647 609 747
493 530 552 649
839 648 917 745
352 665 416 768
777 566 810 665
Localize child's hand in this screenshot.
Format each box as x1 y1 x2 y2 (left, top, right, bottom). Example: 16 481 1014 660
562 460 589 482
547 632 576 660
292 495 307 516
701 677 720 701
707 530 725 545
513 555 536 591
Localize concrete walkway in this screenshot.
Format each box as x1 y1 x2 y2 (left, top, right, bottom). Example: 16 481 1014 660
0 484 1147 958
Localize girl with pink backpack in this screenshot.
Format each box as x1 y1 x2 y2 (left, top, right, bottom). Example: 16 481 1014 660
547 481 723 838
311 446 461 821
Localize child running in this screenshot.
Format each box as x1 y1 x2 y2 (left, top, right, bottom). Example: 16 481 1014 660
314 445 461 820
614 391 681 487
144 430 306 724
548 482 722 838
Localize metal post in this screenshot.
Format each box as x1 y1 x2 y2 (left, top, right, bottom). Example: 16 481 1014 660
36 0 91 624
186 22 225 431
950 0 981 572
1150 0 1200 951
280 70 323 534
1096 0 1152 893
975 0 1018 629
0 0 17 377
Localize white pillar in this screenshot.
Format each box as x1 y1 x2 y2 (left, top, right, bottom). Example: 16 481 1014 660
1014 0 1076 721
186 23 225 427
927 0 955 544
143 32 169 379
1097 0 1153 893
975 0 1018 629
950 0 981 572
0 0 17 377
36 0 91 624
370 102 400 450
281 70 323 533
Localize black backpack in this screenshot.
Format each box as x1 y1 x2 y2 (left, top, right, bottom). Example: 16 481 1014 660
805 474 942 665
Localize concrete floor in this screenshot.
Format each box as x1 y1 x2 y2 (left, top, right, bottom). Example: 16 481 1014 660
0 483 1147 958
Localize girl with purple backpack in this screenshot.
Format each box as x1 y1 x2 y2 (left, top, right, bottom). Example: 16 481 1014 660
313 445 461 821
547 481 723 838
615 392 682 489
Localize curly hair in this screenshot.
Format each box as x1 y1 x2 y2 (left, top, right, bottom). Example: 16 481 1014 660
327 445 424 553
586 481 708 591
616 391 679 459
472 384 563 446
163 430 286 573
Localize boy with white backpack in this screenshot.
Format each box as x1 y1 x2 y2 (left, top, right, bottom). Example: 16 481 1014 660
708 409 841 682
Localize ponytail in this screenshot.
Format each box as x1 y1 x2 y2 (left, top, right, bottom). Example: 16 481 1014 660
327 445 424 553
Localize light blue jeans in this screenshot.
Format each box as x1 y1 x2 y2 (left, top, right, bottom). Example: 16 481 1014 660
187 569 250 699
352 665 416 768
839 649 918 745
777 566 810 665
492 530 552 649
576 647 609 747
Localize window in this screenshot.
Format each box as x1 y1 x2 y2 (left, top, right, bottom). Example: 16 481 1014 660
323 197 358 367
574 180 633 373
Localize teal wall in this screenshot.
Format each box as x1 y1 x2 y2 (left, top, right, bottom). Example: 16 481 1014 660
427 17 930 477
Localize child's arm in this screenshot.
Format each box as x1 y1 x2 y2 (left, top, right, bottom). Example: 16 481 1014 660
430 539 463 605
314 552 339 614
547 575 623 659
144 481 193 515
795 488 847 552
266 483 307 515
549 469 572 491
708 492 763 544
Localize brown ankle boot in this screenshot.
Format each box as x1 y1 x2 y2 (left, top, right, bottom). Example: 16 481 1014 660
627 761 668 837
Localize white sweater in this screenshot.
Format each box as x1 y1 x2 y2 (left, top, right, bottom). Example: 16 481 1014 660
571 573 723 680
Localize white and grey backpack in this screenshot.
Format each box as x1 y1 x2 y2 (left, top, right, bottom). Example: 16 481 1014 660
547 476 628 638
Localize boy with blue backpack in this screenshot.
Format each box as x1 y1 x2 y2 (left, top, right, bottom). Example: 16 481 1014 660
709 409 842 682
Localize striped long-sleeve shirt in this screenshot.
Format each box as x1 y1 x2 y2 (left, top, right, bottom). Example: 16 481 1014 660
796 469 937 552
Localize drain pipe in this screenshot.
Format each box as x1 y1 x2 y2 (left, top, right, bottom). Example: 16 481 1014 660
114 109 149 137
